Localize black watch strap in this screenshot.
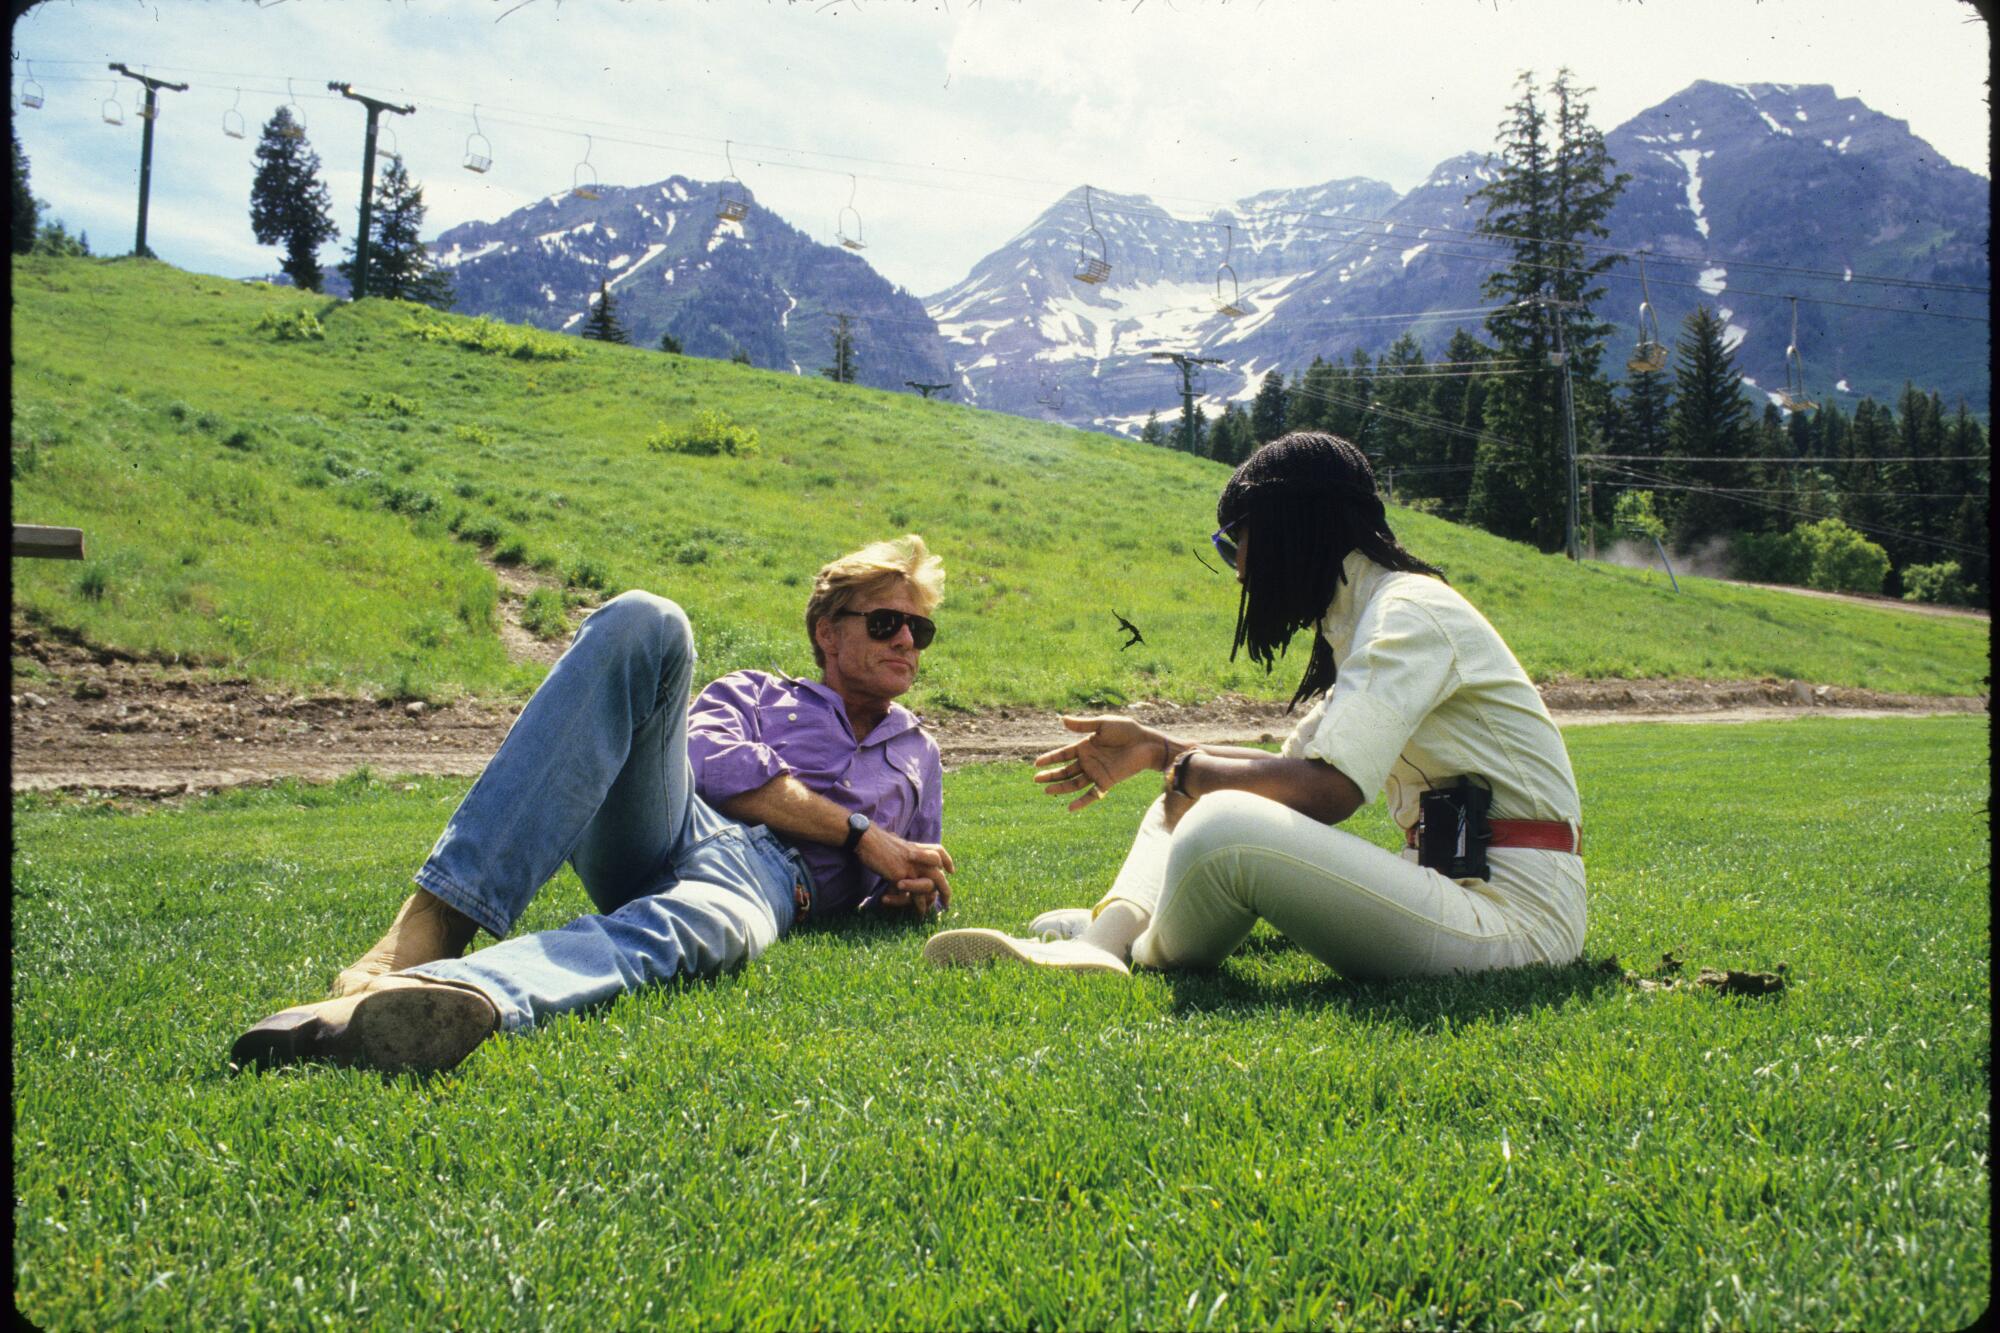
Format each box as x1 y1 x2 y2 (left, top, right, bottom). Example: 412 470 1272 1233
842 812 871 851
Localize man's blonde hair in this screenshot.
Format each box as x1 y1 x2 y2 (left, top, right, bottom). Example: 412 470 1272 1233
805 534 945 668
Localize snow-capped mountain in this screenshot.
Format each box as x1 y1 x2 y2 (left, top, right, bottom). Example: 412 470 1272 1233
427 176 952 391
929 81 1989 432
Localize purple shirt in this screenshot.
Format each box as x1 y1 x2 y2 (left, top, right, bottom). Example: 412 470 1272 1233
687 670 943 915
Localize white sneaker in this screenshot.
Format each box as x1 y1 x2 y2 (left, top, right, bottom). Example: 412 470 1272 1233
1027 907 1094 941
922 928 1130 975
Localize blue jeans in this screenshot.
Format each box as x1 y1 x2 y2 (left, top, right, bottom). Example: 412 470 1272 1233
406 591 813 1034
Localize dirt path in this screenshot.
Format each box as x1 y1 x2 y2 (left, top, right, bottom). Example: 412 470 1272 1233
11 620 1984 799
1713 578 1989 621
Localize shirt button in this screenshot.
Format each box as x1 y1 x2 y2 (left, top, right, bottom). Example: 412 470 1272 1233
787 713 797 722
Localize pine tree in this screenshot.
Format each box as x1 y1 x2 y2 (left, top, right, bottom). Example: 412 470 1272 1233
1286 357 1333 434
1465 69 1628 550
334 156 454 308
1139 410 1165 448
659 331 684 354
249 106 339 292
1423 328 1491 517
580 280 629 343
12 125 38 256
1616 366 1671 459
1249 369 1288 447
820 316 857 383
1663 305 1755 549
1322 347 1375 445
729 346 752 365
1838 399 1897 558
1372 333 1428 485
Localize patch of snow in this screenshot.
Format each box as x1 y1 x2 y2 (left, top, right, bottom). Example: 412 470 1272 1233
1842 266 1852 283
1836 135 1852 153
708 217 747 252
436 239 505 268
1755 108 1795 137
561 312 583 330
540 284 555 303
609 243 666 290
1722 321 1748 352
605 226 619 240
781 293 797 330
1673 149 1712 239
1691 128 1702 140
1835 378 1851 392
1667 131 1684 143
1794 108 1808 122
1400 243 1430 268
666 181 689 202
1698 266 1728 296
608 253 633 270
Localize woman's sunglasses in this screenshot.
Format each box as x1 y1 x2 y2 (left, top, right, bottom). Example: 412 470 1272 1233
1209 521 1241 571
836 608 937 650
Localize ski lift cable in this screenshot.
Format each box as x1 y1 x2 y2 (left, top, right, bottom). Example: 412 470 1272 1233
12 53 1989 298
1592 463 1989 557
28 58 1987 308
1581 452 1978 464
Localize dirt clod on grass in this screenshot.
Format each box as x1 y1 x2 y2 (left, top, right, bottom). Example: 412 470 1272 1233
1622 954 1788 997
11 614 1988 800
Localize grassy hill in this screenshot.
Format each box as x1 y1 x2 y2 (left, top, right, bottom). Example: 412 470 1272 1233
10 255 1988 706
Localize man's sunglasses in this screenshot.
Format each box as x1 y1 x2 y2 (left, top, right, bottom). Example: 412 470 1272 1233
836 608 937 650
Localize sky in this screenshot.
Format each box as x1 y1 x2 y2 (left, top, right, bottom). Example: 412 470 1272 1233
11 0 1992 298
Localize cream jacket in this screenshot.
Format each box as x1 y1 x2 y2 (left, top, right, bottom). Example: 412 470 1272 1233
1280 551 1586 958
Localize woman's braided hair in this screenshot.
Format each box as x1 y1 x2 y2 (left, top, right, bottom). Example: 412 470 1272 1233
1217 431 1446 710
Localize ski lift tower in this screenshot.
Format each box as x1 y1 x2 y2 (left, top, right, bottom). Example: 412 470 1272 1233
1149 352 1224 455
108 63 189 257
327 82 416 301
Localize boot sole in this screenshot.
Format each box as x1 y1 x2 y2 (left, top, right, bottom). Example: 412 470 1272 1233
921 928 1128 974
233 984 496 1074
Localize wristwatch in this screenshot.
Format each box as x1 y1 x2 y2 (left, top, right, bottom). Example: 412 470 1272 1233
842 812 871 851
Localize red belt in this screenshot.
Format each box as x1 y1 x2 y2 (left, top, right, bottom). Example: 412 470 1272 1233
1405 819 1581 855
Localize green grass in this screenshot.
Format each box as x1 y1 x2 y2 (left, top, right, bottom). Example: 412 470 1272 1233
12 717 1988 1329
10 255 1989 703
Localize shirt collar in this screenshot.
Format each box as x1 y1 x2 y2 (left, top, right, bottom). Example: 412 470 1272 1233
794 677 921 747
1318 550 1390 660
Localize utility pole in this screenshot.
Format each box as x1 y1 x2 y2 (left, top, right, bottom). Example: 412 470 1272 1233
108 64 189 258
1535 296 1586 562
1149 352 1223 456
905 381 952 400
327 82 415 300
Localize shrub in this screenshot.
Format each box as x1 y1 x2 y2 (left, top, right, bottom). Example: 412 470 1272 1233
1902 561 1970 605
493 537 529 566
647 410 760 457
406 315 579 362
1612 490 1667 542
566 556 609 590
1796 518 1890 595
673 541 711 565
1731 529 1809 585
254 307 326 341
76 562 110 602
362 391 421 417
453 424 498 448
521 588 569 640
459 517 504 547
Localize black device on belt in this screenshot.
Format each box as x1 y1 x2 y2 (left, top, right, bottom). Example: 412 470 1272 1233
1416 777 1492 881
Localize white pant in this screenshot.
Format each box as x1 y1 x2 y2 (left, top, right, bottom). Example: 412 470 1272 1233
1096 793 1586 977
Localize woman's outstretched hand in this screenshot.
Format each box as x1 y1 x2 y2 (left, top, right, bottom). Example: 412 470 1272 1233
1033 715 1168 812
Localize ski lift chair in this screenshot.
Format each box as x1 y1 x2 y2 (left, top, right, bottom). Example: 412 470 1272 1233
463 104 492 173
22 62 44 109
1073 184 1111 284
222 87 246 139
101 85 124 126
1626 256 1668 372
836 174 866 250
1775 298 1818 414
571 134 601 201
279 80 306 138
1214 223 1247 318
717 140 752 222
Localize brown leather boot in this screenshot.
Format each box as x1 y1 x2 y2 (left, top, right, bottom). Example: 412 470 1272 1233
331 890 481 997
231 975 499 1074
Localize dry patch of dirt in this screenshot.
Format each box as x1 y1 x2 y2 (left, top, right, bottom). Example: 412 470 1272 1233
10 618 1986 799
1716 579 1989 621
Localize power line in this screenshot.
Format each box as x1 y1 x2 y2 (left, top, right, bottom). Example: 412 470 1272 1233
22 55 1989 305
1580 453 1977 464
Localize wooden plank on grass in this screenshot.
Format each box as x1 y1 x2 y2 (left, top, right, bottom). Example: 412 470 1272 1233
12 525 86 560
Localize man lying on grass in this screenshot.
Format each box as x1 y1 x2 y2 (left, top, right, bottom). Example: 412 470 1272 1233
234 535 952 1075
925 432 1585 980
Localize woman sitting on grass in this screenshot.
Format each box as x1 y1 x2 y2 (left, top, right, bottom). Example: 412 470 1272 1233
924 431 1586 979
